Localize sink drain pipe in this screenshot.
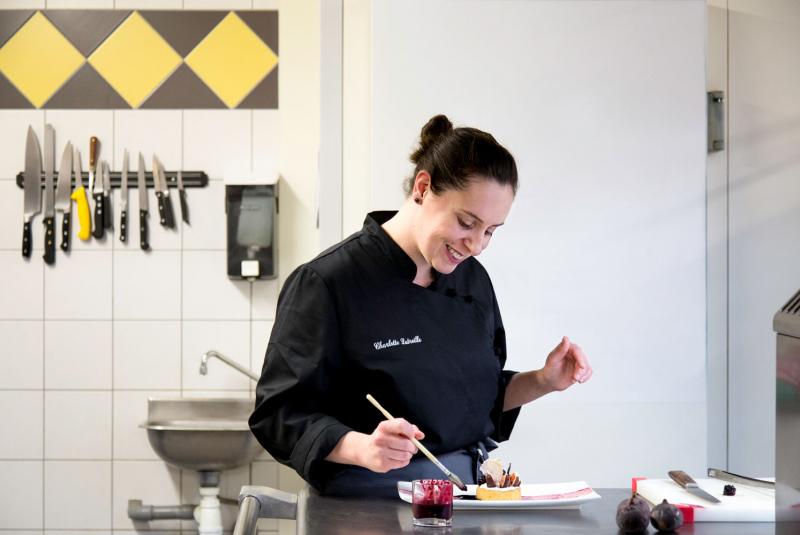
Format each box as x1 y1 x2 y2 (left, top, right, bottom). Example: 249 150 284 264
128 471 225 535
128 500 196 521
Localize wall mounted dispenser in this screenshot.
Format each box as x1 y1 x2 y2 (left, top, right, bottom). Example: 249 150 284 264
225 182 278 280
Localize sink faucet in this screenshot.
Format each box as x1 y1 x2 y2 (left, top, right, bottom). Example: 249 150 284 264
200 350 260 382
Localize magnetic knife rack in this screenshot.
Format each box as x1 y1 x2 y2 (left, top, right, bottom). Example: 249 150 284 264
15 171 209 189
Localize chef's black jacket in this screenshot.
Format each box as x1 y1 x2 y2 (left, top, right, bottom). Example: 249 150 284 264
250 211 520 492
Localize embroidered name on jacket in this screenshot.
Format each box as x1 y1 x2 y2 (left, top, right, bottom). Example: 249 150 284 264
373 336 422 350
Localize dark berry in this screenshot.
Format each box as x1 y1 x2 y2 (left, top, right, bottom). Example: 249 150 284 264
723 484 736 496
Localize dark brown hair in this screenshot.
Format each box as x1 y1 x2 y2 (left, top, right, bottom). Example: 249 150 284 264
405 115 518 196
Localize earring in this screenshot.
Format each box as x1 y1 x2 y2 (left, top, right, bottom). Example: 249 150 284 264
414 197 422 205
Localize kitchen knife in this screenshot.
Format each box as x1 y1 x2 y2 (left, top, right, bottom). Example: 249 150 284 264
102 161 112 230
120 150 129 243
668 470 721 504
137 153 150 251
54 142 73 252
89 137 104 239
153 157 175 229
177 170 189 224
22 126 42 258
707 468 775 489
70 146 91 240
42 124 56 264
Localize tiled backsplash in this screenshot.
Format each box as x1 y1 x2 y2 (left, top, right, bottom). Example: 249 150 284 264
0 105 283 532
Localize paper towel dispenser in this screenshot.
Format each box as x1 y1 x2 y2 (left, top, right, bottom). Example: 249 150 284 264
226 183 278 280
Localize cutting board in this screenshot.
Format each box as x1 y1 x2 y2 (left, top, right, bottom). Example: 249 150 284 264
636 478 774 522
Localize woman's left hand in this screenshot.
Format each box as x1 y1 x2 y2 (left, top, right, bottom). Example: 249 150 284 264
541 336 593 392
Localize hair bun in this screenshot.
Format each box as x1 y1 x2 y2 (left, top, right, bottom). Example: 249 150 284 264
411 114 453 164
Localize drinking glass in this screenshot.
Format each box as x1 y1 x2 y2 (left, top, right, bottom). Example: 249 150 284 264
411 479 453 527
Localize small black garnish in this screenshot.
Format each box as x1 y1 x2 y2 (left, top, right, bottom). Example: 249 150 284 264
723 484 736 496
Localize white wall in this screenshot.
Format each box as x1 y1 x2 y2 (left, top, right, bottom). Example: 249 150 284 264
368 0 708 487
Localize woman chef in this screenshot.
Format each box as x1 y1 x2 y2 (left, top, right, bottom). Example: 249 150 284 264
249 115 593 497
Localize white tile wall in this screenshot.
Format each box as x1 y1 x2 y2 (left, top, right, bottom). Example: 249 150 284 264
113 251 181 319
0 461 43 529
44 251 113 319
184 111 253 180
0 250 44 319
113 321 181 389
0 320 43 388
44 320 112 389
44 460 111 529
183 250 251 319
0 6 284 531
44 391 112 459
0 391 43 459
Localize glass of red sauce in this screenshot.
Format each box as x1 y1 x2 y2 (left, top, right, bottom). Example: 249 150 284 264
411 479 453 527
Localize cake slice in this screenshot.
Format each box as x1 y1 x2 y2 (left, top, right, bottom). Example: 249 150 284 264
475 458 522 501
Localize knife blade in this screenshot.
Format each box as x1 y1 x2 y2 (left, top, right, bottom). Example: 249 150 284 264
89 137 104 239
120 150 129 243
668 470 721 504
70 146 91 241
153 157 175 229
42 125 56 264
707 468 775 489
22 126 42 258
55 142 73 252
137 153 149 251
102 161 112 230
177 170 189 224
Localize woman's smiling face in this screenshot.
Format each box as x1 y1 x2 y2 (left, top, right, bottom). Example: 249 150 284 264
412 174 515 275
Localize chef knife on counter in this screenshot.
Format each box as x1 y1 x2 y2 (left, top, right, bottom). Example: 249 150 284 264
70 146 91 240
707 468 775 489
120 150 129 243
54 142 73 252
22 126 42 258
668 470 721 504
177 170 189 224
42 125 56 265
153 156 175 229
89 137 104 239
137 153 150 251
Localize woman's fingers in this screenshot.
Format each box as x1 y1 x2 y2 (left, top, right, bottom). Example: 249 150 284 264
568 342 593 383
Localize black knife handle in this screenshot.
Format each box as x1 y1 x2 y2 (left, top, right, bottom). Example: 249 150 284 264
22 221 32 258
139 210 149 251
60 211 71 251
155 191 167 227
179 190 189 225
120 210 128 243
93 192 104 238
104 194 112 229
163 194 175 229
43 217 55 265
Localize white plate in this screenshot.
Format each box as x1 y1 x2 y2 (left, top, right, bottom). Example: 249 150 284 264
397 481 602 510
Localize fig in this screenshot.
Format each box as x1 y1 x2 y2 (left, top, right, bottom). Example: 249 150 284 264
616 493 651 533
650 499 683 532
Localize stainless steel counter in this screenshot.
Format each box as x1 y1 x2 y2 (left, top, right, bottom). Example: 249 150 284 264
296 488 776 534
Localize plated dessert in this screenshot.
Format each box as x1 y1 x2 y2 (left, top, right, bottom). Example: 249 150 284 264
476 458 522 501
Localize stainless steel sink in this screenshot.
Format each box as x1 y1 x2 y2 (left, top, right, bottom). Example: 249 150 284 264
141 397 262 472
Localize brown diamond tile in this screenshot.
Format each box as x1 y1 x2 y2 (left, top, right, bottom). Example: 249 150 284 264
0 70 33 108
140 63 225 109
237 65 277 109
0 10 34 48
237 10 278 53
43 10 131 56
140 10 227 57
44 62 129 109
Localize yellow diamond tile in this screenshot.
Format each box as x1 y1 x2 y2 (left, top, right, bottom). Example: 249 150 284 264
0 12 85 108
185 12 278 109
88 11 181 108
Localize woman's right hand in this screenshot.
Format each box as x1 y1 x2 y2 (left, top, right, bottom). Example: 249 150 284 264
360 418 425 473
326 418 425 473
